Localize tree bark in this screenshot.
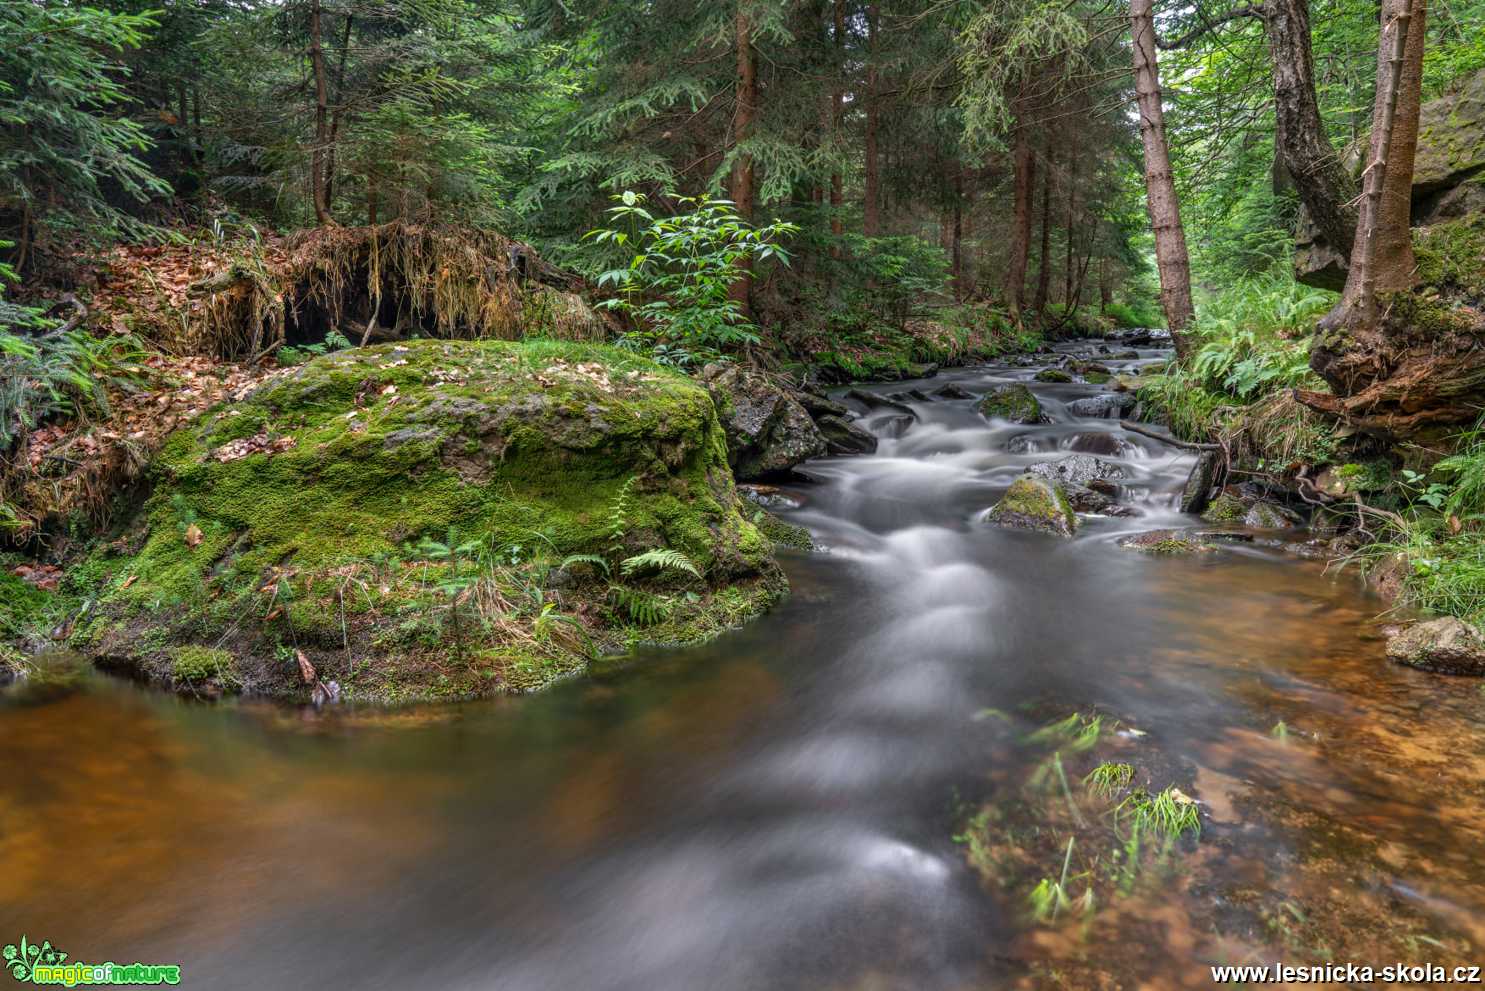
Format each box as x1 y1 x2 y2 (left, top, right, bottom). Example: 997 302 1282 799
1130 0 1195 355
1004 108 1036 325
1033 151 1052 314
324 13 354 208
308 0 335 226
730 3 757 310
863 2 881 237
951 168 965 299
1265 0 1358 257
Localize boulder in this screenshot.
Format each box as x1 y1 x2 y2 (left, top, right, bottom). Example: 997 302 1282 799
846 389 917 417
986 475 1078 537
1179 450 1222 514
796 389 851 419
1243 500 1304 529
817 414 879 455
1034 369 1075 384
1027 455 1128 487
1386 617 1485 676
932 384 974 400
978 384 1048 424
83 340 785 703
1200 491 1248 523
1067 393 1137 419
1064 432 1137 458
700 363 827 480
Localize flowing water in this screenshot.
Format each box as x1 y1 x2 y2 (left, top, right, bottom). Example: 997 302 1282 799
4 342 1484 989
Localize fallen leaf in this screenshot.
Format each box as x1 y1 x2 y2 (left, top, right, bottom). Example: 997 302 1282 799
295 649 317 685
121 575 138 589
184 523 204 548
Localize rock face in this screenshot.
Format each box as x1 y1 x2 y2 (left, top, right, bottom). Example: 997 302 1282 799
700 363 827 480
1297 68 1485 290
977 384 1048 424
987 475 1077 537
1067 393 1137 419
1386 617 1485 676
83 341 785 702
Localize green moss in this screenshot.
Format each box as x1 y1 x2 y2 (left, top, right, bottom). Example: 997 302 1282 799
1034 369 1074 384
170 645 237 685
1201 493 1246 523
753 510 814 551
1413 216 1485 300
1084 371 1111 385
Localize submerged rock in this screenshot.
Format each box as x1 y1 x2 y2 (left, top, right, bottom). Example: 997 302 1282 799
932 384 973 400
817 414 879 455
700 363 826 480
977 384 1048 424
987 475 1078 537
1117 529 1219 555
83 340 786 703
1386 617 1485 676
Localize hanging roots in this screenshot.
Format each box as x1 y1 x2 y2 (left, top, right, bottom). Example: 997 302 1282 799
103 222 606 361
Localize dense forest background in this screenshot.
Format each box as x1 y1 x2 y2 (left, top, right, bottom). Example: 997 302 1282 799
4 0 1478 341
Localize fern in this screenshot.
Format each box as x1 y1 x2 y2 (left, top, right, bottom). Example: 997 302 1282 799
608 585 673 626
606 476 638 559
560 553 612 576
620 548 701 579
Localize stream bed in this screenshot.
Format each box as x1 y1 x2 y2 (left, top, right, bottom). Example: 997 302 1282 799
3 341 1483 989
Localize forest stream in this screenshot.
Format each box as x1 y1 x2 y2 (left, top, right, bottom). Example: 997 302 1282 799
4 341 1484 989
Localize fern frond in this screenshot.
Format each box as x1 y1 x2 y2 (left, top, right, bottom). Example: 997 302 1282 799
559 553 612 575
620 547 701 579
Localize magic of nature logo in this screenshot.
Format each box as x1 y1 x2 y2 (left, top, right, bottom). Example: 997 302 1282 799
4 936 181 987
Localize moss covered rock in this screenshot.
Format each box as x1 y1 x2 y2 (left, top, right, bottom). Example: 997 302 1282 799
1200 492 1247 523
1034 369 1074 384
987 475 1077 537
1117 529 1218 555
977 384 1048 424
82 339 785 703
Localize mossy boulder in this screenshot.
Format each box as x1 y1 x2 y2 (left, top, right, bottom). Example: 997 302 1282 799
987 475 1077 537
1034 369 1074 384
1386 617 1485 676
1243 500 1304 529
81 339 785 703
978 384 1048 424
1200 492 1248 524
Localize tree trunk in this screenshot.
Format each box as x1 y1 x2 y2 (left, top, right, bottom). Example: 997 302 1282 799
1033 152 1052 314
1375 0 1425 293
830 0 845 245
1265 0 1358 257
1004 109 1036 325
1332 0 1418 322
863 2 881 237
730 3 757 310
1130 0 1195 355
1099 257 1112 311
324 13 354 208
1306 0 1429 404
951 168 965 300
308 0 335 226
1063 156 1078 308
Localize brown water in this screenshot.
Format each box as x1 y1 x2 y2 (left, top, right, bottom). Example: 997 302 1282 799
3 343 1483 989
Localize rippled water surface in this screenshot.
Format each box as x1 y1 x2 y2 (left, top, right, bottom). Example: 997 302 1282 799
4 343 1483 989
